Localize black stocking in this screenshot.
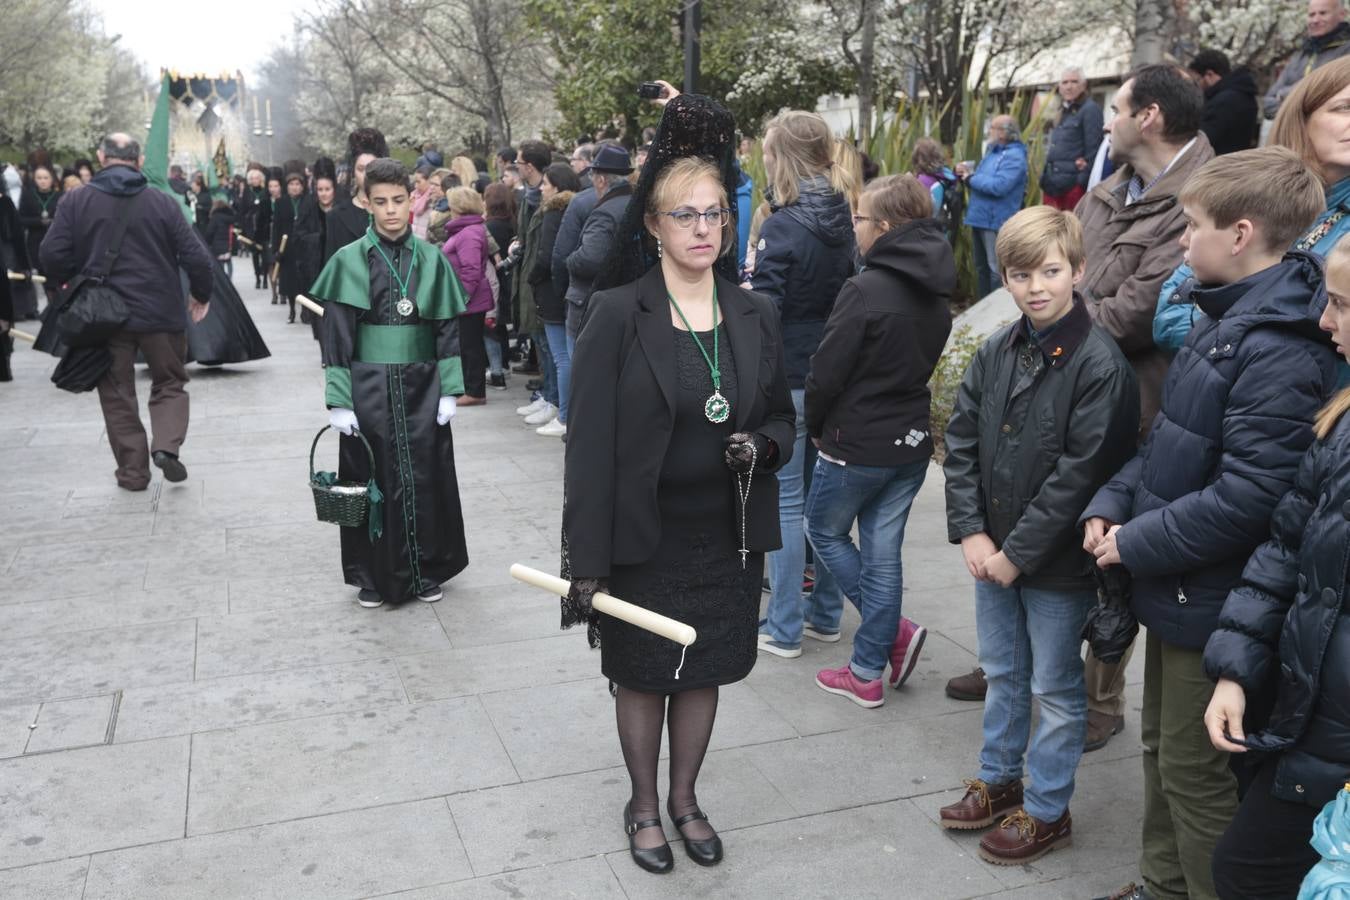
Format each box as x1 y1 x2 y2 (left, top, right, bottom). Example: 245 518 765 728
615 686 667 850
667 686 719 840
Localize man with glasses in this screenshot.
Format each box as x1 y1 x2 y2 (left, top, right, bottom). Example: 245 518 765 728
565 143 634 348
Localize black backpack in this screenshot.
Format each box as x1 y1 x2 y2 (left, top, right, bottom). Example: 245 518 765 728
934 172 965 241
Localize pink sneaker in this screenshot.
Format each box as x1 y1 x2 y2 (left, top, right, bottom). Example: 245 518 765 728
889 617 927 689
815 665 884 708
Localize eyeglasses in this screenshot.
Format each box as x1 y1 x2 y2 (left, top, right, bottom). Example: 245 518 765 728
660 208 731 228
851 214 878 225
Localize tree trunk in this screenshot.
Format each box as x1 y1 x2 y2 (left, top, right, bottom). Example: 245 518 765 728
1131 0 1173 67
857 0 876 145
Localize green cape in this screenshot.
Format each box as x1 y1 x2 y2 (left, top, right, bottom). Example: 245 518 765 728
309 227 468 320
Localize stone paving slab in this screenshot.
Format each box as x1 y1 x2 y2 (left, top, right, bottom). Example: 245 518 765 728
115 658 409 742
0 620 197 706
186 698 518 834
193 600 451 680
396 634 596 703
0 583 228 642
372 856 626 899
0 856 89 900
82 799 470 900
0 737 190 868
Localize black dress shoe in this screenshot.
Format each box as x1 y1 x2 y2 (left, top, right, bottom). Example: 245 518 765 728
624 802 673 874
669 805 723 866
152 450 187 483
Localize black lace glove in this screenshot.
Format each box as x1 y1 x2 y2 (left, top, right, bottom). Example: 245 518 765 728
567 577 608 618
724 432 774 473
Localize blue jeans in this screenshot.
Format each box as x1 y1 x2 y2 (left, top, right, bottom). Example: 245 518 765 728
975 580 1094 821
762 389 841 645
972 227 1000 300
805 457 928 681
485 327 504 377
534 325 558 408
544 322 571 424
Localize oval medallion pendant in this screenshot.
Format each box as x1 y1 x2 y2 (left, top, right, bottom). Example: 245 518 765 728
704 391 731 424
395 297 415 318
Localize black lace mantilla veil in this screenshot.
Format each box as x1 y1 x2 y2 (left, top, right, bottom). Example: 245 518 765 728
559 93 742 649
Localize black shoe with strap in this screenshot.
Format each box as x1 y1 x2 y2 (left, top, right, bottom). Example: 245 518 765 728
623 802 673 874
668 803 723 866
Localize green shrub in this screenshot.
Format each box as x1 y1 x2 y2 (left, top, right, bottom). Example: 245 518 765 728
928 325 985 463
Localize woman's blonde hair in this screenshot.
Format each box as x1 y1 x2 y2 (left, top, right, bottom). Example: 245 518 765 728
450 156 478 190
644 157 733 258
1271 55 1350 184
832 138 864 210
1317 238 1350 438
761 110 857 208
447 185 484 216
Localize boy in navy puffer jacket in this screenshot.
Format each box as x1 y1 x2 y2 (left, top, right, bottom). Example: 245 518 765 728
1081 147 1341 900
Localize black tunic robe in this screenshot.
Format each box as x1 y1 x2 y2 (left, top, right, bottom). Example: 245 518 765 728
271 194 324 299
314 229 469 603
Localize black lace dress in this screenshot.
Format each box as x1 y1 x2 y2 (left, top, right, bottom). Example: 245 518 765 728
601 325 763 693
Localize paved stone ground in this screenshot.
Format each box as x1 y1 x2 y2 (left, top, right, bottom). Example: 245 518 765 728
0 269 1144 899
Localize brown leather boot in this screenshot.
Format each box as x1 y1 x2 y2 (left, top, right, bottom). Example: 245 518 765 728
977 809 1072 864
945 667 987 701
938 778 1023 830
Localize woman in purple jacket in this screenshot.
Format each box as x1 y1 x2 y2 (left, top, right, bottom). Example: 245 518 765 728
442 186 495 405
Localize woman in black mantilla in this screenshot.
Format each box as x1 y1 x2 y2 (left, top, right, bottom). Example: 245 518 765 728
271 171 323 324
562 94 795 874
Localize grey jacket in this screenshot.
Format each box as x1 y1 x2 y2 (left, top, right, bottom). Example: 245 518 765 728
565 182 632 310
1264 23 1350 118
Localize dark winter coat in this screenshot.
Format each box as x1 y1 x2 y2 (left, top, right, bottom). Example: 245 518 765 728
1203 408 1350 808
442 213 494 316
1082 253 1340 649
17 185 61 276
751 179 856 388
39 164 214 333
1201 70 1260 156
485 216 515 323
235 185 270 245
272 193 324 298
203 206 236 256
566 181 632 313
945 297 1139 590
1264 22 1350 118
552 184 596 302
804 219 954 466
1041 97 1104 195
324 194 368 264
528 192 573 324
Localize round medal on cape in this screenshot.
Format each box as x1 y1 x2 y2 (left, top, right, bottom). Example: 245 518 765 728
40 211 49 223
396 297 415 317
704 390 731 424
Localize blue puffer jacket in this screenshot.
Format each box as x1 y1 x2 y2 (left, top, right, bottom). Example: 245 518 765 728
964 141 1028 231
1082 252 1340 649
751 178 855 388
1204 407 1350 807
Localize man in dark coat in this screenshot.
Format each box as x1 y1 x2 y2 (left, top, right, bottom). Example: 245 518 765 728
1040 67 1104 211
40 132 214 491
1264 0 1350 118
1188 49 1260 155
564 143 633 347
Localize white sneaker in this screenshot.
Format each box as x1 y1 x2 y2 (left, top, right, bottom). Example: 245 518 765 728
524 403 557 426
536 418 566 437
516 397 547 416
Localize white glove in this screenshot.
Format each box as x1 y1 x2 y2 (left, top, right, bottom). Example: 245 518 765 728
329 408 358 436
436 395 457 426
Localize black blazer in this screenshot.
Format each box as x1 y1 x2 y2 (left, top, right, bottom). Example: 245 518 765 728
564 266 796 577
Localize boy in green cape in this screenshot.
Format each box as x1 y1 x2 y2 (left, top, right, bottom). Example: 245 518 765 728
311 157 470 608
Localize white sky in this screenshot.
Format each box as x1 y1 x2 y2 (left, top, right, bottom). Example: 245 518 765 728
92 0 311 82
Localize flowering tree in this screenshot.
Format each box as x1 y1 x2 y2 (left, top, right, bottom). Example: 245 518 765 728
1185 0 1307 72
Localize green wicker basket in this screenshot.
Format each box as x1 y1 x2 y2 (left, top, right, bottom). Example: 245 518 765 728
309 425 377 528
